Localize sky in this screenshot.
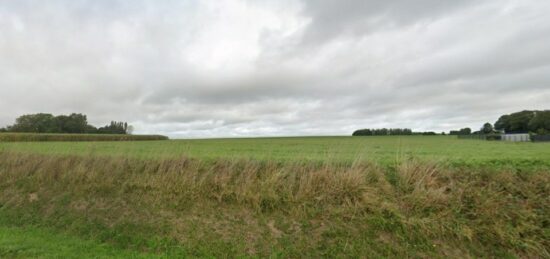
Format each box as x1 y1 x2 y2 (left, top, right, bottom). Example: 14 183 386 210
1 0 549 138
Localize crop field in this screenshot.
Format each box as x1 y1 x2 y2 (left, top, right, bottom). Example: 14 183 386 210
1 135 550 168
0 136 549 258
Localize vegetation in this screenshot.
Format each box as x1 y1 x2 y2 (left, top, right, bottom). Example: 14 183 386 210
495 110 550 134
481 122 495 134
0 133 168 142
0 225 158 258
0 149 548 258
1 136 550 168
450 128 472 135
352 128 443 136
2 113 132 135
0 136 549 257
353 128 413 136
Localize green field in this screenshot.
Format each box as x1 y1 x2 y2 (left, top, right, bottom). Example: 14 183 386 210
1 136 550 168
0 136 549 258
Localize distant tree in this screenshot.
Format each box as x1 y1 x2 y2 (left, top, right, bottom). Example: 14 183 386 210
421 132 437 136
85 125 98 134
56 113 88 133
8 113 58 133
352 129 373 136
353 128 413 136
528 111 550 134
494 115 510 132
97 121 130 134
481 122 494 134
495 111 535 133
459 128 471 135
5 113 131 135
0 127 6 132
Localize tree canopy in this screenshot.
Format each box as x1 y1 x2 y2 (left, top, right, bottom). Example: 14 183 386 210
495 110 550 134
2 113 132 135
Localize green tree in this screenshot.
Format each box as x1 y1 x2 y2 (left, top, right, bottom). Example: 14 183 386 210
97 121 130 134
481 122 494 134
495 111 535 133
459 128 471 135
58 113 88 133
9 113 58 133
528 111 550 134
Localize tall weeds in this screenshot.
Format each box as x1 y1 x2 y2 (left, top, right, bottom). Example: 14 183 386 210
0 151 548 257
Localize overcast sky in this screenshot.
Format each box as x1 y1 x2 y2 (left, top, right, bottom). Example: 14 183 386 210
1 0 549 138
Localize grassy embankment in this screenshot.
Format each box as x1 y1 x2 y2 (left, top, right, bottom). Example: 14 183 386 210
0 136 549 257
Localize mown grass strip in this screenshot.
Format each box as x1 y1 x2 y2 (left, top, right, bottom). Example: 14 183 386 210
0 225 161 258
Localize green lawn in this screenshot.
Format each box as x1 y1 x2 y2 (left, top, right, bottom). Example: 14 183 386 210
0 225 159 258
1 136 549 168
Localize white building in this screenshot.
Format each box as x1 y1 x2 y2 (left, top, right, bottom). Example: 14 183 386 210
501 134 530 142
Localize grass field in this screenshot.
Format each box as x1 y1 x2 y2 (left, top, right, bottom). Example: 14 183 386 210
1 136 550 168
0 136 549 258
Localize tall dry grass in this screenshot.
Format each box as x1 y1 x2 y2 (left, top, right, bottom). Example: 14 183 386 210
0 151 548 257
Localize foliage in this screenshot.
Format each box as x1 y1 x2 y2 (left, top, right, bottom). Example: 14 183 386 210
3 113 131 135
0 152 548 258
481 122 494 134
353 128 413 136
450 128 471 135
494 110 539 133
7 113 58 133
528 111 550 134
97 121 129 134
55 113 89 133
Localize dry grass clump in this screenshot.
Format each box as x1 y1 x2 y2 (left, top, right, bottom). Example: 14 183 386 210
0 151 548 258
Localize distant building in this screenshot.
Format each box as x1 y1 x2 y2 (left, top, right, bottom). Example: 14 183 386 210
501 134 530 142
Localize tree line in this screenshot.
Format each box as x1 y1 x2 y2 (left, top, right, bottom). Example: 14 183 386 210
352 128 439 136
494 110 550 134
450 110 550 135
0 113 132 135
352 110 550 137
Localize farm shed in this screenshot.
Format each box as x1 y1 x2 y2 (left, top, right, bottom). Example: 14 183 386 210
501 134 530 142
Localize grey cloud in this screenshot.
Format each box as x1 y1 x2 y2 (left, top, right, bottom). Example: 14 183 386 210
298 0 477 44
0 0 549 137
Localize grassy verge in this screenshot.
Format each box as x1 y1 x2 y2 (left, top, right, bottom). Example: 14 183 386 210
0 152 548 257
0 225 160 258
0 133 168 142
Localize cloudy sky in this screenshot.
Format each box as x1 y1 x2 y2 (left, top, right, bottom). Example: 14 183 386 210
1 0 549 138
